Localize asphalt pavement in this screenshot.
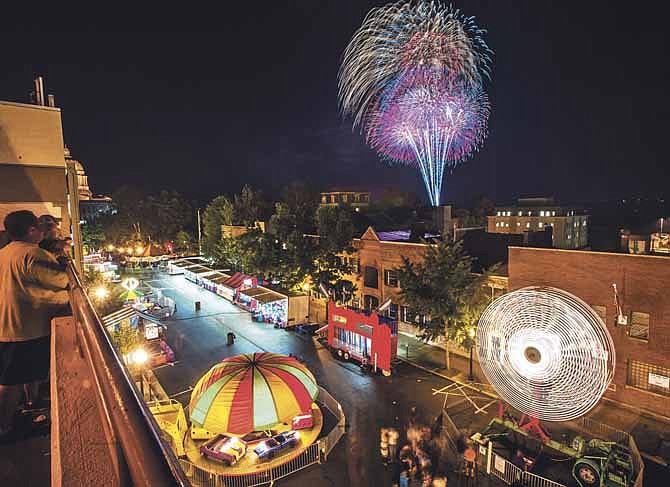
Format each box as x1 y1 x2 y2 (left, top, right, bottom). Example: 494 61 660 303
143 270 669 487
145 271 492 486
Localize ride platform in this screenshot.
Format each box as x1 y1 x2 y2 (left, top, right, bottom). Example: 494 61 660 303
184 403 323 476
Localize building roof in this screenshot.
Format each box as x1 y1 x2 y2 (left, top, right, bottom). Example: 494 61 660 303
241 286 286 304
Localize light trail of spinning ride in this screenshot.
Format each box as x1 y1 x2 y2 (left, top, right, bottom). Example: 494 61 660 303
476 286 616 422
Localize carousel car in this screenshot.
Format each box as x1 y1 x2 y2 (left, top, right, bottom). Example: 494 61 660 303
253 430 300 461
200 434 247 465
291 413 314 430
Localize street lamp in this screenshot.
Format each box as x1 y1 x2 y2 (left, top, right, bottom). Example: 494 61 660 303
468 327 476 381
92 286 110 301
128 347 149 400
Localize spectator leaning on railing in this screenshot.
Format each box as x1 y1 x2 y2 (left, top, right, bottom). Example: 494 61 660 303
0 210 69 441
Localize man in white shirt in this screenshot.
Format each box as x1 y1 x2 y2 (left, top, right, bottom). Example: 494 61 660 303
0 211 69 440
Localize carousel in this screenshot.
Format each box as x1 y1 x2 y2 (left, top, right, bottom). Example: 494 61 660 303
184 352 324 475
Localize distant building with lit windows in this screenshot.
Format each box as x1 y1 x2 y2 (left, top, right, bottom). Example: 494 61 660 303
487 197 588 249
320 190 370 208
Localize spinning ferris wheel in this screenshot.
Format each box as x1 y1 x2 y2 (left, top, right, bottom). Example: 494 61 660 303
476 286 616 422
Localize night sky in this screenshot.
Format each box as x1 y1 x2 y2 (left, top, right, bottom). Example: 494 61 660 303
1 1 667 207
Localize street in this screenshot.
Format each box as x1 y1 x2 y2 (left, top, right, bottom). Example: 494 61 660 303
144 270 668 487
146 271 491 486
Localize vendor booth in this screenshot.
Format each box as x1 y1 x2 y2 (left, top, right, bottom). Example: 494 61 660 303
216 272 257 302
237 286 309 328
200 271 231 294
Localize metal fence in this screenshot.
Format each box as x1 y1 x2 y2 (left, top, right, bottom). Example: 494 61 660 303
317 386 346 458
180 442 320 487
470 417 645 487
577 417 644 487
179 385 346 487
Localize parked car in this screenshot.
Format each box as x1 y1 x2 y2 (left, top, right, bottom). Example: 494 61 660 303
253 430 300 461
200 434 247 465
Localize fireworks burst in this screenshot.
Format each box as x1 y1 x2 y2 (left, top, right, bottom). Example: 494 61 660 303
338 0 492 206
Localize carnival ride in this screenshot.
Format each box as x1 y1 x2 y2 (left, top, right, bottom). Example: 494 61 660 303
473 286 637 487
184 352 324 475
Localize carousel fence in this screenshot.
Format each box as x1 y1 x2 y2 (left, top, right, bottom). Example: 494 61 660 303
317 385 347 458
178 443 320 487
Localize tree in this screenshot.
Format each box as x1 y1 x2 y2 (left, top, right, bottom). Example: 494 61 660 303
82 268 125 316
81 222 106 254
174 230 194 253
396 239 496 369
109 324 144 358
317 205 355 253
281 180 319 234
143 190 192 243
202 195 234 259
233 185 262 227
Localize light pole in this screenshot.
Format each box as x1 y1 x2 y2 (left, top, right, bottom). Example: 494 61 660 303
468 327 476 381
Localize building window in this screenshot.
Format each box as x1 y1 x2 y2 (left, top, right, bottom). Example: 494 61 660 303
363 266 379 288
505 222 509 227
526 222 530 228
538 222 544 228
552 211 556 216
363 294 379 310
389 303 398 319
496 222 500 227
497 211 501 216
518 211 522 216
384 269 399 287
627 360 670 396
400 306 410 323
540 211 545 217
517 222 521 227
351 258 360 274
629 312 649 341
583 220 587 226
527 211 531 216
591 305 606 323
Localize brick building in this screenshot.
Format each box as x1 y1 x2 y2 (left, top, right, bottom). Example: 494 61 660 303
508 246 670 419
488 197 588 249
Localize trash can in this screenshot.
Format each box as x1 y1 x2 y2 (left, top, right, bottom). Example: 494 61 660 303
195 301 201 312
227 332 236 346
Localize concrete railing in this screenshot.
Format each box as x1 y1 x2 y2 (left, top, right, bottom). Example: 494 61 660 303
52 263 190 487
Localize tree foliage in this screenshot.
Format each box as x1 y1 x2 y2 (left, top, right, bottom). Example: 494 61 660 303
202 195 234 259
397 240 496 350
81 222 106 253
96 186 192 245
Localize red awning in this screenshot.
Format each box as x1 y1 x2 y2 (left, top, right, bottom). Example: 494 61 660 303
222 272 256 290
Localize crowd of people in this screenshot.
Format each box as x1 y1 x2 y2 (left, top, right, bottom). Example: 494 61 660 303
381 407 449 487
0 210 71 443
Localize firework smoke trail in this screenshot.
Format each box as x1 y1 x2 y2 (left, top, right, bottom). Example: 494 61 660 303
338 1 492 206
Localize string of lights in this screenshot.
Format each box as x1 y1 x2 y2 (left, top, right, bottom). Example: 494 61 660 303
476 286 616 422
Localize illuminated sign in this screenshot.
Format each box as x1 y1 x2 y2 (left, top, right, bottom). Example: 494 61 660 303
649 372 670 389
121 278 139 292
333 314 347 324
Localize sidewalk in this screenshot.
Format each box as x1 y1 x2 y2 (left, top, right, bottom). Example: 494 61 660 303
397 332 670 467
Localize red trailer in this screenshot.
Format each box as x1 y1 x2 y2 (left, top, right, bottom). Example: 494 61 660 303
326 301 398 376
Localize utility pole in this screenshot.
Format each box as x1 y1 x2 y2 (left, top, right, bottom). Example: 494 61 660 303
197 208 202 256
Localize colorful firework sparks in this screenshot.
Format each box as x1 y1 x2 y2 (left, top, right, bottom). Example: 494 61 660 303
338 0 492 206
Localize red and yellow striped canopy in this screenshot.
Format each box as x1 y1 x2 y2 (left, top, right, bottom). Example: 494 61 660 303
189 352 319 435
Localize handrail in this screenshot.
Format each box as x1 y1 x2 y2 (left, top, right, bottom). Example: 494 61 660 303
66 262 190 487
